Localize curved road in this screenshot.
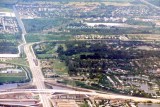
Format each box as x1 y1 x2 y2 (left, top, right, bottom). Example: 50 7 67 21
13 5 51 107
24 44 51 107
140 0 160 10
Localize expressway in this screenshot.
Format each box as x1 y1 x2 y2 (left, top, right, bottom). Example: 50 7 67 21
13 5 52 107
24 44 51 107
13 5 27 43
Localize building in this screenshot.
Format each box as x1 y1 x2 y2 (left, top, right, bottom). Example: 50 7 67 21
0 69 22 73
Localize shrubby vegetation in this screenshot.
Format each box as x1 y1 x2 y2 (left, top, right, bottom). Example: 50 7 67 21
23 18 69 33
26 33 71 43
57 40 160 76
54 40 160 96
68 27 153 35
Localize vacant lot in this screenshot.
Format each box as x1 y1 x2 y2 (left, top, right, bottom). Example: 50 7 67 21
2 58 28 67
0 72 26 83
26 33 71 43
22 18 68 33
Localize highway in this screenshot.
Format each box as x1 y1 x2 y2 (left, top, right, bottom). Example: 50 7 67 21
13 5 26 43
13 6 51 107
140 0 160 10
24 44 51 107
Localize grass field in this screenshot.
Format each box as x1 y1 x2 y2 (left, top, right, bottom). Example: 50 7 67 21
0 72 26 83
127 34 160 41
52 59 68 75
22 18 69 33
26 33 71 43
0 7 12 12
1 58 28 67
34 42 68 75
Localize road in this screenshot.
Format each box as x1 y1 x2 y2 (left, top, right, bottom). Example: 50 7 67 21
140 0 160 10
0 89 160 103
13 6 51 107
13 5 26 43
24 44 51 107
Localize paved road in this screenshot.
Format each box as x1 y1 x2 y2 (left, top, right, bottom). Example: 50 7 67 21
13 5 26 43
24 44 51 107
140 0 160 10
13 5 51 107
1 89 160 103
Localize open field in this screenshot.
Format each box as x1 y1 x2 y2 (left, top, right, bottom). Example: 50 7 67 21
127 34 160 41
1 58 28 67
33 43 68 75
22 18 69 33
0 6 12 12
26 33 71 43
0 72 26 83
52 59 68 75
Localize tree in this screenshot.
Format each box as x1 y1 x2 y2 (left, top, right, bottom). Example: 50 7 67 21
57 45 64 55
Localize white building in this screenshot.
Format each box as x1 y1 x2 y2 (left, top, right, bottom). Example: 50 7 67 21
0 69 22 73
